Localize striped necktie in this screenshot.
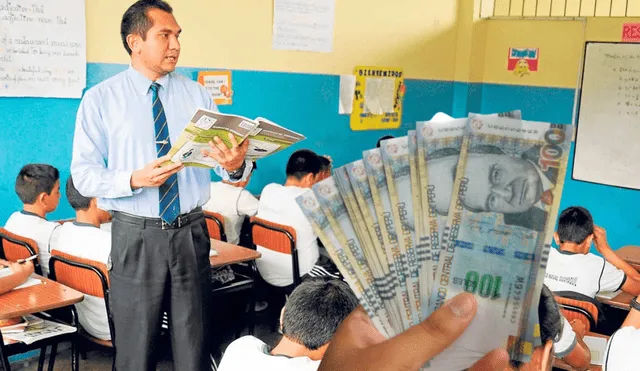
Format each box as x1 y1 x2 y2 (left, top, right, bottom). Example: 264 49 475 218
150 82 181 224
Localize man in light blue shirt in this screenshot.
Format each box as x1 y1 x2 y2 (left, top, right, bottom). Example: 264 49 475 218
70 1 250 370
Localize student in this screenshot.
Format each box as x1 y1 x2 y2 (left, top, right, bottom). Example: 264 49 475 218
218 278 358 371
317 156 332 181
544 206 640 298
255 150 338 287
318 286 589 371
603 293 640 370
4 164 61 277
52 176 113 340
203 162 258 245
0 260 34 295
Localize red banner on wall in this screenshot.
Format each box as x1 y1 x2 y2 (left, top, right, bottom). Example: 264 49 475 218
622 23 640 42
507 48 539 72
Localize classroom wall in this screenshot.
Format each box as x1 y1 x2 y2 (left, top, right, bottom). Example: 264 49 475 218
0 0 462 224
469 17 640 251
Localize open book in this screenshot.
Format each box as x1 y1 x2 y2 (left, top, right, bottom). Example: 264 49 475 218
166 109 306 169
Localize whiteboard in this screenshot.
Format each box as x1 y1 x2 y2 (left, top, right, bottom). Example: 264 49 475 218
573 42 640 190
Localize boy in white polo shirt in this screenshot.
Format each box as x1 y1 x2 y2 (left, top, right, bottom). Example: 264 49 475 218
4 164 61 277
218 278 358 371
603 293 640 370
544 206 640 298
52 176 113 340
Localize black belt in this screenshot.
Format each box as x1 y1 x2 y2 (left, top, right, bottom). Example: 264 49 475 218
113 207 203 230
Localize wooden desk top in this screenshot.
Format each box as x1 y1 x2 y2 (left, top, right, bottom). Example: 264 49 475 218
597 291 633 311
554 332 608 371
0 275 84 320
209 239 261 268
615 246 640 267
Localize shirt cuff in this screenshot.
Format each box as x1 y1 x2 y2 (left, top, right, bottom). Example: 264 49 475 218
116 170 138 197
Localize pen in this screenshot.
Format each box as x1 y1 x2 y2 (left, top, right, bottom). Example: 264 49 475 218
17 255 38 264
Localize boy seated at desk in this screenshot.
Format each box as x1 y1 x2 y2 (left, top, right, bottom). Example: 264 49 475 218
255 150 339 288
203 161 259 245
51 176 112 341
544 206 640 299
218 278 358 371
604 293 640 370
4 164 62 277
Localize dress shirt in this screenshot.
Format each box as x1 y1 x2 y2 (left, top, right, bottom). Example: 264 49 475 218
71 66 252 217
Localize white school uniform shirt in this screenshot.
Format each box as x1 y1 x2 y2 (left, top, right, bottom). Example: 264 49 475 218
218 336 320 371
202 182 258 245
255 183 319 287
603 326 640 371
52 222 112 341
554 316 578 358
4 211 59 277
544 248 626 298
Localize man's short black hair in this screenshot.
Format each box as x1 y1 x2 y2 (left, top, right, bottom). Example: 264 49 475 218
15 164 59 204
285 149 322 180
510 285 562 368
557 206 594 244
376 135 395 148
282 278 358 350
319 156 331 172
66 176 92 211
121 0 173 55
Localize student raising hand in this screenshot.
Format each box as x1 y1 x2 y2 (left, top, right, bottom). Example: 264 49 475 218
318 293 510 371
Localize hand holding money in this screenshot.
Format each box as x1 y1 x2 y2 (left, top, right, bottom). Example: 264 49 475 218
319 294 509 371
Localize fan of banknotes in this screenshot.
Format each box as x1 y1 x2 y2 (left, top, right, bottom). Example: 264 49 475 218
295 111 573 370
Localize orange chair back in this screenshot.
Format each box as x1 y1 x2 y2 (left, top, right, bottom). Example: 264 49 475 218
250 217 297 255
555 296 599 332
50 250 109 298
0 227 39 262
204 211 227 242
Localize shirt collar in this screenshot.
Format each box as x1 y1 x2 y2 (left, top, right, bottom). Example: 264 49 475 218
127 65 172 96
20 210 45 220
72 221 99 229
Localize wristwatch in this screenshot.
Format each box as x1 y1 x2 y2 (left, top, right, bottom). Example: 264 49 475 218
631 297 640 312
228 161 246 180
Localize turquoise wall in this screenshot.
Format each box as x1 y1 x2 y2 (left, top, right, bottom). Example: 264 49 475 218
0 63 452 225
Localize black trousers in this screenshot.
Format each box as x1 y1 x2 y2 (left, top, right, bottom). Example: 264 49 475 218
109 211 211 371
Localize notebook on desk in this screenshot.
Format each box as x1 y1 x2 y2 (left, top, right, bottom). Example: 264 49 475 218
584 335 608 366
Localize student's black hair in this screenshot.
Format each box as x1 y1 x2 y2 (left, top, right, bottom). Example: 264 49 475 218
66 176 92 211
120 0 173 55
281 278 358 350
376 135 395 148
557 206 594 244
15 164 59 204
285 149 322 180
510 285 563 368
319 156 331 172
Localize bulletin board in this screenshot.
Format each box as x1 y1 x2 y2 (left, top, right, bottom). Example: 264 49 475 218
350 66 405 131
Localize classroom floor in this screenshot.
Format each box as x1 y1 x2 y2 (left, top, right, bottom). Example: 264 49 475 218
11 296 280 371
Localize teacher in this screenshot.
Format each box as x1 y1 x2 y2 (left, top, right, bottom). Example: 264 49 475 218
70 1 251 370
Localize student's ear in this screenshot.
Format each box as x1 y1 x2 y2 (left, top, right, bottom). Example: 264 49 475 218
553 232 560 246
303 173 316 188
279 307 285 334
584 234 594 253
36 192 47 206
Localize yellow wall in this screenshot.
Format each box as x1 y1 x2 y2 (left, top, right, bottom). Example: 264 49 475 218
479 17 640 88
86 0 459 80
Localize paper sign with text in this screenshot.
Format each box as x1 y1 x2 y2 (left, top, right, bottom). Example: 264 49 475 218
197 71 233 105
622 23 640 42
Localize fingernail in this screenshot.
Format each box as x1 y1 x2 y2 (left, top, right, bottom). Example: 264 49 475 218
447 293 475 318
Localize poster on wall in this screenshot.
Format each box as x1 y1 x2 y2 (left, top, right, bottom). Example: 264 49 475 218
622 23 640 42
507 48 539 77
272 0 335 53
350 66 405 131
197 71 233 105
0 0 86 98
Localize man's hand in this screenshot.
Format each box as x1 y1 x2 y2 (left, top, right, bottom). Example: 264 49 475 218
318 293 509 371
203 133 249 173
593 226 610 253
130 155 184 190
570 319 587 338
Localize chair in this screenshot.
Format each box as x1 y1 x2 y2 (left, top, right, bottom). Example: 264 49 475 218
48 250 116 371
0 228 42 275
204 211 227 242
554 292 601 333
250 217 300 287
